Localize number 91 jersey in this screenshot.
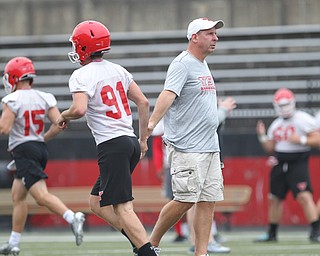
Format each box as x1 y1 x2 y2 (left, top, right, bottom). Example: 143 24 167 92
2 89 57 151
68 59 135 145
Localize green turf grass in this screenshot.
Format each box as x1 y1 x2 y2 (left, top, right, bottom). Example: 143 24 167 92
1 228 319 256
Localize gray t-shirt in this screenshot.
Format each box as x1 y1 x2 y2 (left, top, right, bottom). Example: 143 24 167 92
162 51 220 153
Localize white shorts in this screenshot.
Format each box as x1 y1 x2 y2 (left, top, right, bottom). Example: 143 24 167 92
167 144 224 203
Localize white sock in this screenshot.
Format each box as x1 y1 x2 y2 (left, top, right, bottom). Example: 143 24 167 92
8 231 21 246
182 222 189 237
63 210 75 224
212 221 218 235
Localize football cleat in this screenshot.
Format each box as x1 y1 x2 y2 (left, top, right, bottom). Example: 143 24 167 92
0 243 20 256
153 246 161 256
207 242 231 253
188 242 231 254
172 235 187 242
71 212 85 246
133 246 143 256
254 233 277 242
133 246 160 256
309 230 320 243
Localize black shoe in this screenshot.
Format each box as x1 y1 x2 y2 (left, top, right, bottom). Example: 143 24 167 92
133 247 143 256
309 231 320 243
254 233 277 242
173 235 187 242
310 235 320 243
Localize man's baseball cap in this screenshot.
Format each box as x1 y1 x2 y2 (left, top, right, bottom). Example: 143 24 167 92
187 17 224 40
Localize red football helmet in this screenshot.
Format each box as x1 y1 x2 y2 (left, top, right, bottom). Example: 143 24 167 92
2 56 36 94
273 88 296 118
68 20 111 65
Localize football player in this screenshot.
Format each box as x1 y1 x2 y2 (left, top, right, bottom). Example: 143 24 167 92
0 57 85 256
255 88 320 242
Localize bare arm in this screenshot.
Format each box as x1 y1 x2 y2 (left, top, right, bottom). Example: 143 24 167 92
288 130 320 148
57 92 88 129
218 96 236 124
128 81 150 158
148 90 177 137
0 103 15 135
256 120 276 155
44 106 62 142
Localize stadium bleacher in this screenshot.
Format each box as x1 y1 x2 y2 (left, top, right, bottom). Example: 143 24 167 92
0 25 319 133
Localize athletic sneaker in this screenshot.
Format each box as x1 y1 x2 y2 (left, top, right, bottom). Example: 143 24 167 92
254 233 277 242
207 242 231 253
133 246 143 256
214 233 227 243
309 230 320 243
188 242 231 254
133 246 160 256
153 246 161 256
172 235 187 242
0 243 20 256
71 212 85 246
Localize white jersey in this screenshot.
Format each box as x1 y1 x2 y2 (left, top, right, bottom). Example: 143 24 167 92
267 110 317 153
1 89 57 151
69 59 135 145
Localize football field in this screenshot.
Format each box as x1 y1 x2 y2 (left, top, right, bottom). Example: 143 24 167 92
1 228 319 256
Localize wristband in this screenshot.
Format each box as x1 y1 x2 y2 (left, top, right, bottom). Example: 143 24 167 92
258 134 268 143
300 135 307 145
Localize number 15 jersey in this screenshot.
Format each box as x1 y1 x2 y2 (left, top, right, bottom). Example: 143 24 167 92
2 89 57 151
68 60 135 146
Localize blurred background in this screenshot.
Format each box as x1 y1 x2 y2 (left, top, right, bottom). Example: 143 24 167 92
0 0 320 231
0 0 319 35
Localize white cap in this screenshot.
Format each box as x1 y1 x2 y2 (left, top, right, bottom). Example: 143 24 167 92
187 17 224 40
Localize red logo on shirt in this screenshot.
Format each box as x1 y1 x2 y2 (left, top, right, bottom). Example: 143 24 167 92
199 76 216 94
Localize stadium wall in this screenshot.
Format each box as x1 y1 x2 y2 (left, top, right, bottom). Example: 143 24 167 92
0 0 319 36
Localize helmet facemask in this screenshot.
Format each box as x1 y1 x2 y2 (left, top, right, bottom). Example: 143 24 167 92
68 40 81 64
2 73 15 94
273 88 296 119
273 100 296 119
